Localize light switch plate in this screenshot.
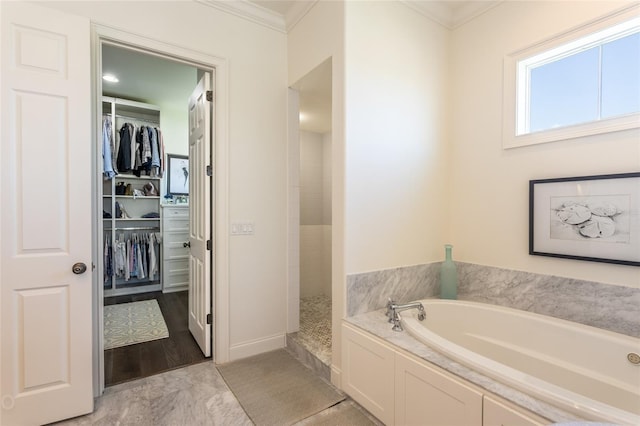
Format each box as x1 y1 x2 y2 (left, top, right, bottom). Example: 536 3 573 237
231 222 254 235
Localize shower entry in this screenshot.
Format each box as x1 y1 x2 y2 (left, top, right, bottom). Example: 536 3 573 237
287 59 333 374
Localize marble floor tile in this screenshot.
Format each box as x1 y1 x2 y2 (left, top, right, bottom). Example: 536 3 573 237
52 358 376 426
52 362 251 426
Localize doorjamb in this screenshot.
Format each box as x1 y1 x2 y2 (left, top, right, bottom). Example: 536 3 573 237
91 24 230 396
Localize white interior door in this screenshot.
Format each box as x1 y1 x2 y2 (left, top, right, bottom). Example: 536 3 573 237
0 3 93 425
188 73 213 357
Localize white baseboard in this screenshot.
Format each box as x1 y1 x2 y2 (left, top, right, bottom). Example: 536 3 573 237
228 333 286 361
331 364 342 389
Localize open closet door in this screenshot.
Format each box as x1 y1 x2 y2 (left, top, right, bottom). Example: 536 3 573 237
188 72 213 357
0 2 94 425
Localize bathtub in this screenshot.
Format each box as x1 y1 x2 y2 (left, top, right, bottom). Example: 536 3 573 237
399 299 640 425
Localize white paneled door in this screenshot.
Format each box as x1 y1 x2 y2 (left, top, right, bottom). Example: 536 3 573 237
0 2 93 425
188 73 213 357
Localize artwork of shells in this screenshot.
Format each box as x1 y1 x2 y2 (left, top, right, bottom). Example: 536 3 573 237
550 196 630 243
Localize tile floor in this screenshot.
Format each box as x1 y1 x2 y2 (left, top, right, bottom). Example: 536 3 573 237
54 295 378 425
289 295 332 366
53 360 379 426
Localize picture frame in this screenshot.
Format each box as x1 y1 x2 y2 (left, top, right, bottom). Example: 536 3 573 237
167 154 189 196
529 172 640 266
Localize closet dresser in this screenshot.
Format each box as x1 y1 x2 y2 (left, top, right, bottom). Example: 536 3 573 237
161 204 190 292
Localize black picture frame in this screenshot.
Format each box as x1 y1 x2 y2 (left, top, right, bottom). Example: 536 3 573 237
529 172 640 266
167 154 189 196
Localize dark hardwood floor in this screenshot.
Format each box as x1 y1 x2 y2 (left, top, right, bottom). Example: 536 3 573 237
104 290 208 386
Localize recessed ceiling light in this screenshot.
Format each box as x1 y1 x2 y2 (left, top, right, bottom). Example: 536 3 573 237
103 74 119 83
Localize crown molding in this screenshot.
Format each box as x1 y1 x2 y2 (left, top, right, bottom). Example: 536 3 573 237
402 1 503 30
195 0 287 33
285 0 319 32
450 1 503 28
196 1 502 33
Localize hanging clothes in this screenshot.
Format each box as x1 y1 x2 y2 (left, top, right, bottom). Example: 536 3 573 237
158 129 165 177
150 127 160 168
117 124 133 172
128 123 136 173
103 234 113 283
148 235 157 280
105 230 161 285
102 117 116 179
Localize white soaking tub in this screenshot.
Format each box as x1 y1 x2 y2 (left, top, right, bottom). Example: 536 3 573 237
399 299 640 425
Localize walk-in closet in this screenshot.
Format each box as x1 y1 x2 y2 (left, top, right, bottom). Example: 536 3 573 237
99 43 209 385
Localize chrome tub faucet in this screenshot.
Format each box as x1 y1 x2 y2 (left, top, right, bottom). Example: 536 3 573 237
387 299 425 331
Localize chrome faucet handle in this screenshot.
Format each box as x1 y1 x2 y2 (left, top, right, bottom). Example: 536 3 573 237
417 304 426 321
386 298 396 322
391 311 403 332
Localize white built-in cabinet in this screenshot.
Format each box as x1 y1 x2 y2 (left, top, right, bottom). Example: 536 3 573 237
161 205 189 292
102 97 163 297
342 321 396 424
483 394 548 426
341 323 550 426
395 348 483 425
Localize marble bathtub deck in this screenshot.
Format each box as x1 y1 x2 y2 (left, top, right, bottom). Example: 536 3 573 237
53 360 378 426
345 309 586 425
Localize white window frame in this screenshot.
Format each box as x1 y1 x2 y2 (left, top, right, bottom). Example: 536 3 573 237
502 5 640 149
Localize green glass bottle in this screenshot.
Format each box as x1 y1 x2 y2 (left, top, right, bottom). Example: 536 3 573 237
440 244 458 299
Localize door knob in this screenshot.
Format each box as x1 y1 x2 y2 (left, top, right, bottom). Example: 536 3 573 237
72 262 87 274
183 241 191 248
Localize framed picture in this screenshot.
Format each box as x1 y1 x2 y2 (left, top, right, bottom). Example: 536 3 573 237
529 172 640 266
167 154 189 195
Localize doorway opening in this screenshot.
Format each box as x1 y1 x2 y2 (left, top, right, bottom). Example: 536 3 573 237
287 59 333 375
98 42 213 387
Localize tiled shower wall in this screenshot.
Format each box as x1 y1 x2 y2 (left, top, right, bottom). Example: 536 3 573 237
346 262 640 338
300 130 332 298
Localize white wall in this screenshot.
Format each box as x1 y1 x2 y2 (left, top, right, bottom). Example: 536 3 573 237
157 102 190 198
450 1 640 289
300 131 326 226
344 1 451 274
42 1 289 359
300 130 332 297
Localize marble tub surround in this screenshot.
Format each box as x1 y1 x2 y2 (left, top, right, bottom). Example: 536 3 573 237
346 261 640 338
345 311 582 424
346 262 440 316
456 263 640 338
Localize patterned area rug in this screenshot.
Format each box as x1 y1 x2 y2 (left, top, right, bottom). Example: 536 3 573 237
104 300 169 350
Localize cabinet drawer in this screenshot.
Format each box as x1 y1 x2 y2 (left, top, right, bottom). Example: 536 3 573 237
164 218 189 232
163 207 189 218
163 259 188 289
163 229 188 242
164 238 189 259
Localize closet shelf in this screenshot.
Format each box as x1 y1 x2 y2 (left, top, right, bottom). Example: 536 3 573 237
115 218 160 221
116 174 161 181
110 226 160 231
106 195 161 199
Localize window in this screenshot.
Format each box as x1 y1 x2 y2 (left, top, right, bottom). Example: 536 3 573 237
503 7 640 148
